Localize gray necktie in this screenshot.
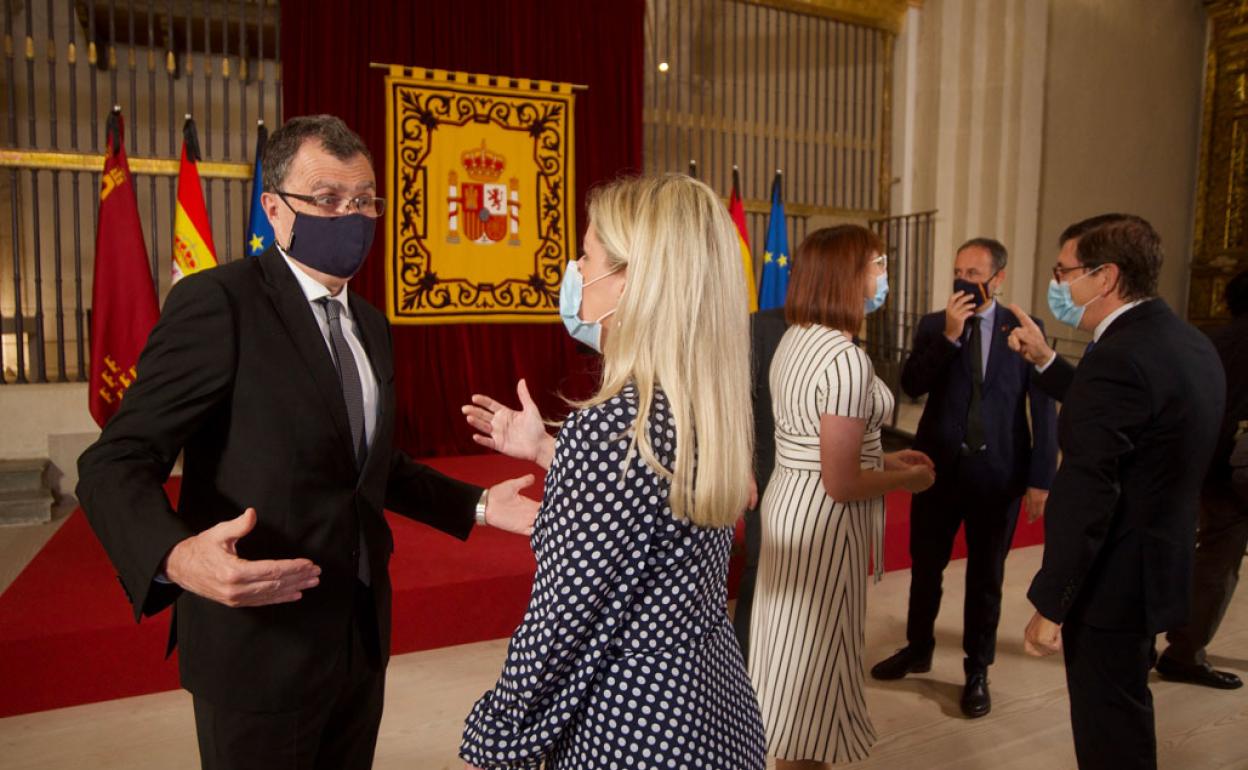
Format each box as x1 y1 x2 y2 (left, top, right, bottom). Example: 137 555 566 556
318 297 370 585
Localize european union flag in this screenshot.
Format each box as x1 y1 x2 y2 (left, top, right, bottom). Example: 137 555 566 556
758 171 790 310
245 120 275 257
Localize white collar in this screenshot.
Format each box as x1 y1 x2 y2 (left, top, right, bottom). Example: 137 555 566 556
278 246 350 315
975 299 997 321
1093 298 1148 341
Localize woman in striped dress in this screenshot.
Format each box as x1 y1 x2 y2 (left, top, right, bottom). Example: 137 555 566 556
749 225 936 768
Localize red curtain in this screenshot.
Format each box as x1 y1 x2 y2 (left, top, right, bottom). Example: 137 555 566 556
280 0 643 456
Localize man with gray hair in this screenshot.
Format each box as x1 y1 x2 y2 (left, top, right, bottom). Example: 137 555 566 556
871 237 1057 720
78 114 538 769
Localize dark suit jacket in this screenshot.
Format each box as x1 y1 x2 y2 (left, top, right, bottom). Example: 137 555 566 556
1204 316 1248 490
750 308 789 486
901 305 1057 500
1027 299 1225 632
77 246 482 712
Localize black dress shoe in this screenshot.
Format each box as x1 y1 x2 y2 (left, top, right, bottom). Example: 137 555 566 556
1155 656 1243 690
961 672 991 718
870 645 933 680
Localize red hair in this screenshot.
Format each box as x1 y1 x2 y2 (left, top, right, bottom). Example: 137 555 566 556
785 225 884 331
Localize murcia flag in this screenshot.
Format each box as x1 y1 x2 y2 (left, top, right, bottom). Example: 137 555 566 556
88 106 160 427
728 166 758 313
172 115 217 282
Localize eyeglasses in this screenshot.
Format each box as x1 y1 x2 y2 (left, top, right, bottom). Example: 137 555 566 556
871 254 888 270
277 190 386 219
1051 263 1089 283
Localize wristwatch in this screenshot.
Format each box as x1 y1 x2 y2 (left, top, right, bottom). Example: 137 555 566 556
474 489 489 526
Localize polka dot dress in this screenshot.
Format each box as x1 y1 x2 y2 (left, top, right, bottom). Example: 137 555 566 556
460 385 767 769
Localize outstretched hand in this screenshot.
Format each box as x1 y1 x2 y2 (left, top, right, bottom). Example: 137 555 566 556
163 508 320 608
1006 304 1056 368
462 379 555 469
483 474 540 536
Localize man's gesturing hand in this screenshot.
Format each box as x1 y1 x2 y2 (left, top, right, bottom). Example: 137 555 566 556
163 508 321 608
483 475 540 536
1006 304 1057 368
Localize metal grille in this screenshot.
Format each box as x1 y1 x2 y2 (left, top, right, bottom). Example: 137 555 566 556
0 0 281 384
868 210 936 425
643 0 891 270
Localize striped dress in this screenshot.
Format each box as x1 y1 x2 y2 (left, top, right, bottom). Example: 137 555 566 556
748 324 894 764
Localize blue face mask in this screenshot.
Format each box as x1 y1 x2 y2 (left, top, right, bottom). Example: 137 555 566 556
864 273 889 314
280 197 377 279
559 260 620 352
1046 265 1103 328
953 272 998 306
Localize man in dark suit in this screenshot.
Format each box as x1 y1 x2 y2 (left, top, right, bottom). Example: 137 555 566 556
1155 269 1248 689
77 115 537 770
733 305 788 662
870 238 1058 719
1008 214 1225 769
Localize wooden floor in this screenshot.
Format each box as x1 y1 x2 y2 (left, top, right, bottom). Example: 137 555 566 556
1 542 1245 769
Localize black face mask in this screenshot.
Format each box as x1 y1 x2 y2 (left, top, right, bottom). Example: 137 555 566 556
953 275 996 306
284 211 376 279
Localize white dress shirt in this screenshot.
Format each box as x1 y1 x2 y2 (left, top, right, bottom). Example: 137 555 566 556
280 249 379 448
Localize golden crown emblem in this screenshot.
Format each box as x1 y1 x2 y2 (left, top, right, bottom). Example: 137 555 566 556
461 140 506 182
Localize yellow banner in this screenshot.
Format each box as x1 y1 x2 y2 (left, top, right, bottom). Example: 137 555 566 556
383 66 578 324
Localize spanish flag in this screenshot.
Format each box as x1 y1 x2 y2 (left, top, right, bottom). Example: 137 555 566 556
89 107 159 427
728 165 758 313
172 115 217 283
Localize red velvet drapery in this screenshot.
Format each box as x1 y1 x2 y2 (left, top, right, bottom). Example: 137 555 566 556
280 0 644 456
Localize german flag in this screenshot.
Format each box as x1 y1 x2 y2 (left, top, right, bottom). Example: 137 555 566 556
728 165 758 313
172 115 217 283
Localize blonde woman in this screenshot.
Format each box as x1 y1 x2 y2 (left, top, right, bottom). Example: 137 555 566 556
457 174 766 770
749 226 935 769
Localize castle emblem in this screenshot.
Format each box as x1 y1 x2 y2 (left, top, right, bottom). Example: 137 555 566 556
447 140 521 246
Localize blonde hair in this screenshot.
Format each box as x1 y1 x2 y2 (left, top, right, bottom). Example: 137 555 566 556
580 173 753 529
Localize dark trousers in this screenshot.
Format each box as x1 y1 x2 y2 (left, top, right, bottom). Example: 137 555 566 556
906 476 1021 673
193 583 385 770
733 503 763 664
1062 620 1157 770
1163 483 1248 666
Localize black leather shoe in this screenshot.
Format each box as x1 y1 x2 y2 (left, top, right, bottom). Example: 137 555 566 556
1155 656 1243 690
870 645 933 680
961 672 991 718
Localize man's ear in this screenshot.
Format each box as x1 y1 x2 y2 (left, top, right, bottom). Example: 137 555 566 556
261 191 281 222
1102 263 1122 296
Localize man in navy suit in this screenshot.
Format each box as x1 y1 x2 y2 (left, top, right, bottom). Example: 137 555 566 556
871 238 1058 719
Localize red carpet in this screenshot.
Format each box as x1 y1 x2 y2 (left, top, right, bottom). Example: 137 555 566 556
0 455 1042 717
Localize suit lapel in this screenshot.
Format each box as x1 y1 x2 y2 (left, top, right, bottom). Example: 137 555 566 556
982 306 1012 388
257 248 356 467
